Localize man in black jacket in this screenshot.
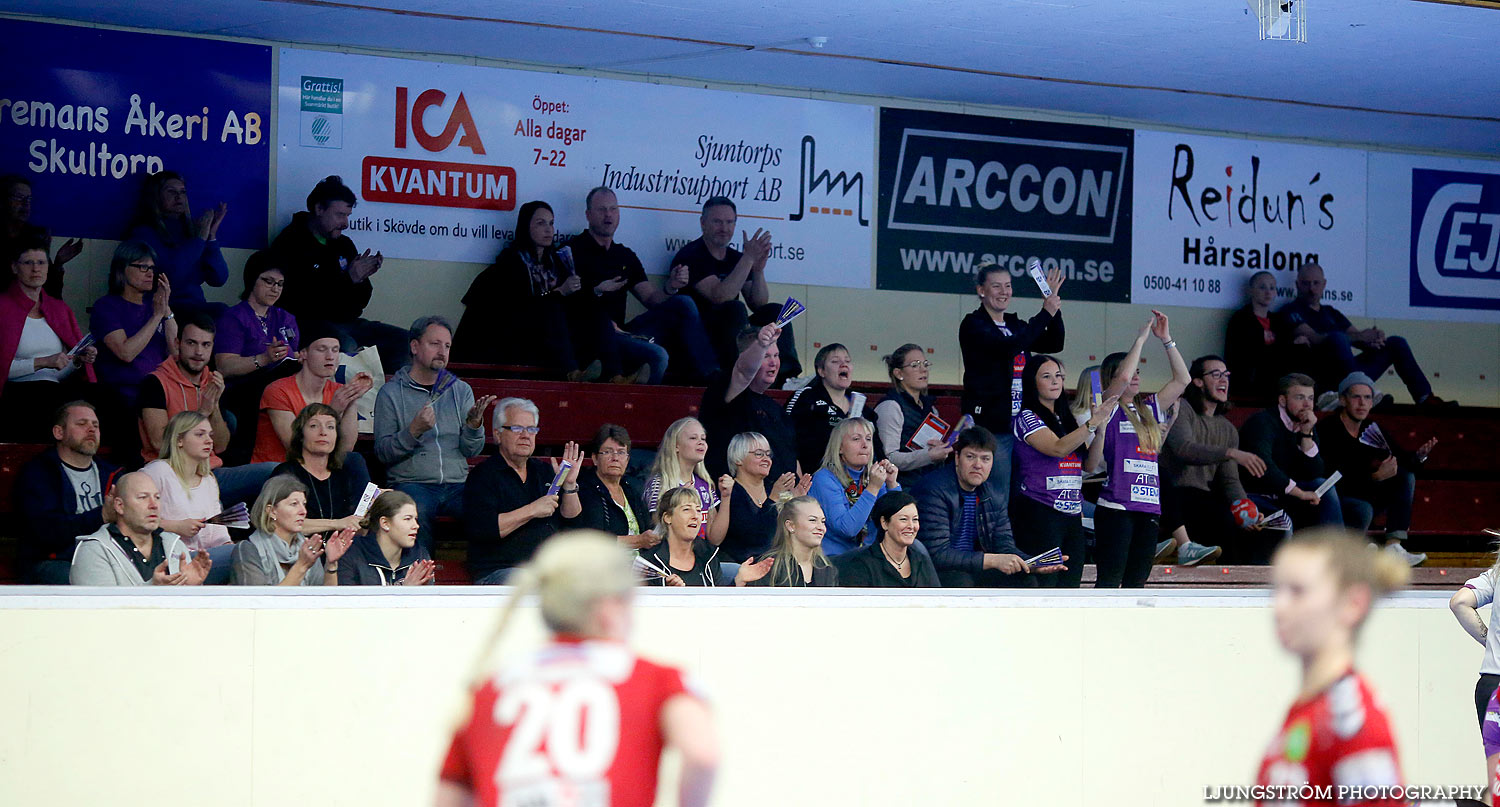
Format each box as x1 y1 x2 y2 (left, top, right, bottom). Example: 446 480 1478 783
959 261 1064 498
1238 373 1343 542
913 427 1063 587
15 401 119 583
271 175 406 373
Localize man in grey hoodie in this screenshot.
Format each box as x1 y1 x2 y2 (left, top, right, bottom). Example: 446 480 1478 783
70 471 212 586
373 315 496 551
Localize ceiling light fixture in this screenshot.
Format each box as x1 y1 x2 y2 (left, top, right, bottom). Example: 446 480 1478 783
1247 0 1307 42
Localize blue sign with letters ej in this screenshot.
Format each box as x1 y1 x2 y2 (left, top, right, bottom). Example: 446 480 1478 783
1409 168 1500 311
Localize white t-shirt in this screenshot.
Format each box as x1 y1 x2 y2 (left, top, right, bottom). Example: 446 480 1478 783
8 316 67 383
141 460 231 553
1463 568 1500 675
62 461 102 515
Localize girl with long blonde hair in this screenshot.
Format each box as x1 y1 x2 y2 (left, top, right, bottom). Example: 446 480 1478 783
743 496 836 587
643 416 731 545
140 410 233 582
808 417 900 556
1089 311 1190 588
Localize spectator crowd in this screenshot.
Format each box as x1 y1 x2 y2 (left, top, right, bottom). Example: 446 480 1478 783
1 170 1452 587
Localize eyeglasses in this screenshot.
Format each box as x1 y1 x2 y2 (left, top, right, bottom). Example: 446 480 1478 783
747 449 773 459
9 194 31 204
128 262 156 271
501 425 540 434
596 448 629 457
903 360 932 369
258 277 286 288
1199 370 1232 379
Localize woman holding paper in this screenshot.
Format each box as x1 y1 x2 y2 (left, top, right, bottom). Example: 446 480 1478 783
271 403 372 535
643 417 732 546
141 411 233 583
1089 312 1191 589
337 490 436 586
1012 354 1117 588
0 238 97 440
724 431 812 563
808 418 901 556
640 486 769 587
873 343 952 485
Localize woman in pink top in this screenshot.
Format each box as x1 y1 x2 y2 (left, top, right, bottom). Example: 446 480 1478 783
141 410 232 584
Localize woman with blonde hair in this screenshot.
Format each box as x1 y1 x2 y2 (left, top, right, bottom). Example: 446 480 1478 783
1089 311 1190 588
141 410 233 583
722 431 810 563
1254 529 1409 798
743 495 837 587
438 531 719 807
640 486 769 587
230 473 353 586
643 416 732 545
808 417 901 556
337 490 436 586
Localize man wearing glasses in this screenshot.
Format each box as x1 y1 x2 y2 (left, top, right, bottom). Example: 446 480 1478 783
462 397 583 584
1159 355 1268 565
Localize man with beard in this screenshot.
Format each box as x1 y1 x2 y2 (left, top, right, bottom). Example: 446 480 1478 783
375 315 495 552
1160 355 1267 565
16 401 120 583
1239 373 1344 542
1317 372 1434 567
137 310 229 464
669 196 801 381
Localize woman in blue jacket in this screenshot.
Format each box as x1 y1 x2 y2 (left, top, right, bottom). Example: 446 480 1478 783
808 417 901 556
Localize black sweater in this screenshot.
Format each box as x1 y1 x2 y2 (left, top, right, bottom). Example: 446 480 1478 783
270 211 371 322
1238 408 1324 496
958 306 1064 432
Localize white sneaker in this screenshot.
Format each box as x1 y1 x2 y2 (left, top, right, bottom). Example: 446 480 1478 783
1384 542 1426 567
1316 391 1340 412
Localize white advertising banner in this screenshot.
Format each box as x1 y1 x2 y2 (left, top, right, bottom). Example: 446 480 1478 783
276 48 875 287
1367 152 1500 324
1131 130 1367 314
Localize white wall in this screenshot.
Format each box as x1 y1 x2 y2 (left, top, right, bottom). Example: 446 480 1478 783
0 588 1486 807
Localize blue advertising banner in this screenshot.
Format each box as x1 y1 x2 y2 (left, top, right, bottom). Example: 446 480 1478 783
0 20 271 248
876 107 1133 302
1367 152 1500 324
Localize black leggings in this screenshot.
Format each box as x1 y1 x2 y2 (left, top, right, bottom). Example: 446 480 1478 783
1476 674 1500 729
1011 493 1086 589
1093 506 1158 588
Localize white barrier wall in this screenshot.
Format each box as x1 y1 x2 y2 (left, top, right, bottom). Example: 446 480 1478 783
0 588 1486 807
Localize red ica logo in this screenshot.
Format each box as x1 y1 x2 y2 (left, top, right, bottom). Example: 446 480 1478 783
394 87 486 155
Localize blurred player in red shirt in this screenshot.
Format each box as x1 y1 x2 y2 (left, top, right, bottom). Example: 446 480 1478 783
437 531 717 807
1256 529 1411 807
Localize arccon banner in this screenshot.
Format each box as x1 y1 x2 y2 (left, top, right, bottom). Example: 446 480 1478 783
0 20 271 248
876 108 1132 302
276 49 874 287
1367 152 1500 324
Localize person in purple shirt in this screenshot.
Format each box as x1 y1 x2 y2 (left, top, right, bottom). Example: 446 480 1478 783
91 240 177 408
216 250 302 465
124 171 230 319
1088 311 1191 588
1012 354 1119 588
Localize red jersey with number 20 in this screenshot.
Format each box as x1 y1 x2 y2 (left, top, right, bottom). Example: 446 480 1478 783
1255 671 1406 807
441 638 696 807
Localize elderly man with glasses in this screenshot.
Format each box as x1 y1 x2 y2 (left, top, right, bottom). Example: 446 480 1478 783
462 397 582 584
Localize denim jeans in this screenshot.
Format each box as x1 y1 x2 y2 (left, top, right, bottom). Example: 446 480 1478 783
394 481 465 553
475 567 513 585
1341 470 1416 536
1317 333 1432 402
627 295 720 384
212 462 278 508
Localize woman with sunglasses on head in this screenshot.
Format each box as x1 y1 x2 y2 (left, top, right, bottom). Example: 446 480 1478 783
873 343 953 486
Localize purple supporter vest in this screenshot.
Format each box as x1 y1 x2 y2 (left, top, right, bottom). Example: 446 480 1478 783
1012 408 1083 515
1098 395 1163 515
